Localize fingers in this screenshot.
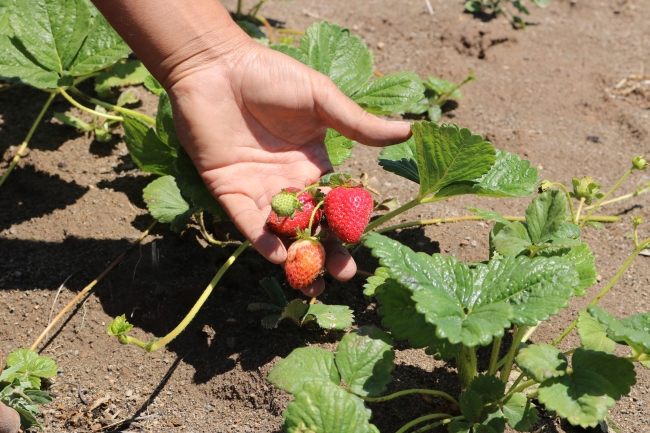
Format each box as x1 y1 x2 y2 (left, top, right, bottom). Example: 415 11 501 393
313 76 412 147
299 278 325 297
218 194 287 264
322 230 357 281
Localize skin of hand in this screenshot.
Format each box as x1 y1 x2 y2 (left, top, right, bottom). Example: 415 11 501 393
0 356 20 433
91 1 411 289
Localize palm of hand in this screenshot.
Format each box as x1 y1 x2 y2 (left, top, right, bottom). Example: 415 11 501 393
168 46 335 263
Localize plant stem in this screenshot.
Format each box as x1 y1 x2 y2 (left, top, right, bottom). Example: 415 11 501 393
248 0 267 17
395 414 453 433
488 336 503 376
502 379 536 402
254 14 276 44
197 211 240 246
574 198 585 225
551 182 576 222
500 326 527 384
145 241 250 351
0 92 56 188
58 88 123 121
584 184 650 210
360 389 459 406
553 237 650 346
374 214 620 235
69 86 156 125
364 198 421 233
580 169 633 228
308 201 324 234
411 416 465 433
457 346 477 390
276 28 305 36
31 220 157 351
72 72 100 86
236 0 243 19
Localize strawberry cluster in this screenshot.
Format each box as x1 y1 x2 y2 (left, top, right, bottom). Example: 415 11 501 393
265 183 373 295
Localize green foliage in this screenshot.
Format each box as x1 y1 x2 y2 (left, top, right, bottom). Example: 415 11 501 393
465 0 548 28
0 0 130 88
271 21 425 165
1 349 57 428
588 307 650 365
249 278 354 330
94 60 150 97
577 311 616 354
408 71 475 121
502 393 538 431
142 176 194 233
106 314 133 337
364 232 580 346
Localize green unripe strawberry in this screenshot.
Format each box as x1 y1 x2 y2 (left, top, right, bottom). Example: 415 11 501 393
271 189 303 217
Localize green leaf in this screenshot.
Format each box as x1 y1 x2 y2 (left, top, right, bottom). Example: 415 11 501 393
577 311 616 354
502 393 538 432
539 242 596 294
335 327 394 397
122 115 177 176
468 374 505 404
352 72 425 114
13 403 42 429
237 20 266 39
515 343 567 382
156 91 181 148
23 389 52 404
25 356 57 378
116 89 139 107
273 21 374 97
473 150 539 198
267 347 341 394
589 307 650 356
467 207 511 226
142 176 193 232
53 112 92 132
480 409 506 433
174 147 228 220
6 349 37 372
525 190 568 244
364 233 580 345
259 277 288 308
376 280 460 360
280 299 310 327
319 172 352 187
144 73 164 95
0 0 15 37
537 349 636 428
428 104 442 122
325 128 354 166
6 349 57 379
377 137 419 184
449 421 472 433
282 381 377 433
261 314 282 329
491 222 532 257
363 266 391 296
106 314 133 337
425 76 463 99
306 304 354 330
412 122 495 199
459 389 484 423
94 60 149 96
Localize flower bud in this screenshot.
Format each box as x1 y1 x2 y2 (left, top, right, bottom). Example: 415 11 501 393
632 216 643 227
539 180 553 192
632 156 648 170
570 176 604 205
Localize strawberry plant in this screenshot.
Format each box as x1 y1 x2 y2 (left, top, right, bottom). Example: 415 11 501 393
0 0 155 187
408 71 475 122
465 0 549 28
1 349 57 429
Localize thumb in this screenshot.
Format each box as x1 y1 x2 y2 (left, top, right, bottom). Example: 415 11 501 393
313 76 412 147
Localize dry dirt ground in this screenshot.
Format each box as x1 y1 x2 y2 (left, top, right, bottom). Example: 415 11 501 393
1 0 650 432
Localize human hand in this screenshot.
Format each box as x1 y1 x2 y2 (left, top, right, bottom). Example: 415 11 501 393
166 37 410 284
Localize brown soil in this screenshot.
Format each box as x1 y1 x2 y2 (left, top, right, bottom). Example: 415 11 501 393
1 0 650 432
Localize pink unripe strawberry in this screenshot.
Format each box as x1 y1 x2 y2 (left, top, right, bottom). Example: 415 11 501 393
266 187 322 238
324 186 373 244
285 238 326 289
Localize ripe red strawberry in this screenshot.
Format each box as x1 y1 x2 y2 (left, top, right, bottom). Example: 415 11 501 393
266 188 322 237
324 186 373 244
285 238 326 289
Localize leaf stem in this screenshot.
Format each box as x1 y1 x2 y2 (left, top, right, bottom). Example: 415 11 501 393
236 0 243 19
551 182 576 222
457 345 477 390
360 388 459 406
553 237 650 346
395 414 454 433
276 28 305 36
254 14 276 44
68 86 156 125
72 72 101 86
58 88 123 121
411 416 465 433
364 198 421 233
488 336 503 376
31 220 157 351
574 198 585 225
374 214 620 235
579 168 633 228
500 326 527 384
0 92 56 188
502 379 537 402
145 241 250 351
583 183 650 210
308 201 324 234
197 211 240 246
